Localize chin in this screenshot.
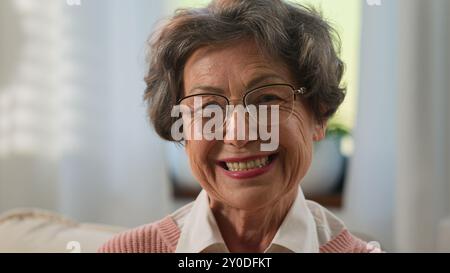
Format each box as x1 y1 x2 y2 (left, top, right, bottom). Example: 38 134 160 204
218 184 281 210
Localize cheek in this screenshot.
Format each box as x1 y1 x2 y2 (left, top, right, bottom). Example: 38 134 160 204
280 108 315 181
185 140 217 187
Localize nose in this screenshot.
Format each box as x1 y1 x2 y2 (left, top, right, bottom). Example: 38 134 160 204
223 106 254 148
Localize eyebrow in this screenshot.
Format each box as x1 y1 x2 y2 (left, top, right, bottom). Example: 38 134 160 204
188 74 287 95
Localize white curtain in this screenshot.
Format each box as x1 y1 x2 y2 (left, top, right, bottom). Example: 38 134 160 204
395 0 450 252
343 0 450 252
0 0 64 212
0 0 173 228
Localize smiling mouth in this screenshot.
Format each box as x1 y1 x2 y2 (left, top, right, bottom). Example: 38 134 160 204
218 154 278 172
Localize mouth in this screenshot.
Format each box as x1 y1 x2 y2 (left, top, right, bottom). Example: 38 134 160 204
216 153 278 179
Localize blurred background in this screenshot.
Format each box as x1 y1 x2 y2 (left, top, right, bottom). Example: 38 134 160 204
0 0 449 252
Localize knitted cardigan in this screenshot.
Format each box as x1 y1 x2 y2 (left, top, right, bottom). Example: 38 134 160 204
98 216 375 253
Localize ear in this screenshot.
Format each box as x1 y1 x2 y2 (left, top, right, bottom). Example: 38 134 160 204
312 122 327 142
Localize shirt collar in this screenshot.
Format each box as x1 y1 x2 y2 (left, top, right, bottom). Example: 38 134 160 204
267 188 320 253
175 190 228 253
175 187 319 253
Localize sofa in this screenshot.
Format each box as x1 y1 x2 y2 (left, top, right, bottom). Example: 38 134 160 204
0 208 125 253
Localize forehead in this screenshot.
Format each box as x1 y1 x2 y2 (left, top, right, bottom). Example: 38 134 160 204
186 39 264 70
183 39 292 90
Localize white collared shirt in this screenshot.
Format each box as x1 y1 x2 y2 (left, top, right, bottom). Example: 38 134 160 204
173 187 346 253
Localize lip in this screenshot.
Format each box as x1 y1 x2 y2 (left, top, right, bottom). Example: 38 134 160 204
216 153 278 180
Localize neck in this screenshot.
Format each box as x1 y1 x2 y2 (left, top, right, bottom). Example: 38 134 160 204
209 188 298 253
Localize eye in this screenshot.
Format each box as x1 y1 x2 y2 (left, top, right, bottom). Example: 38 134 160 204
203 101 224 109
191 101 225 116
253 93 283 105
261 94 281 102
192 102 222 113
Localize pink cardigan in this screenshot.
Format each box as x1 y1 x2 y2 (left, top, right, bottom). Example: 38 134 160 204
98 216 376 253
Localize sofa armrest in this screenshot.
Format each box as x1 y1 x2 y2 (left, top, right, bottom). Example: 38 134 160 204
0 208 126 253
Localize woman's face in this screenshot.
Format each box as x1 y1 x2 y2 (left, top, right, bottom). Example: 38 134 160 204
182 39 326 210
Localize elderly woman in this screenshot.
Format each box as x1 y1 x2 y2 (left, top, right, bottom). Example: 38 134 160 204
99 0 378 253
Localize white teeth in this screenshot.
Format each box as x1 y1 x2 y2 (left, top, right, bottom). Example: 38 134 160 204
247 161 255 169
225 156 270 172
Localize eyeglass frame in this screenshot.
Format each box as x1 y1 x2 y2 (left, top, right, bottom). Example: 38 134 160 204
176 83 307 110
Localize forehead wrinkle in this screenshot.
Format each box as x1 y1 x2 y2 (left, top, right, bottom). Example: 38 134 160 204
184 40 293 97
184 57 224 95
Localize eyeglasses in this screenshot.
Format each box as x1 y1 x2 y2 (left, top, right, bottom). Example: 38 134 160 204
177 83 307 126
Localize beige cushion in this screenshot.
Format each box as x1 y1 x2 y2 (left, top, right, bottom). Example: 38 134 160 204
0 208 125 253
